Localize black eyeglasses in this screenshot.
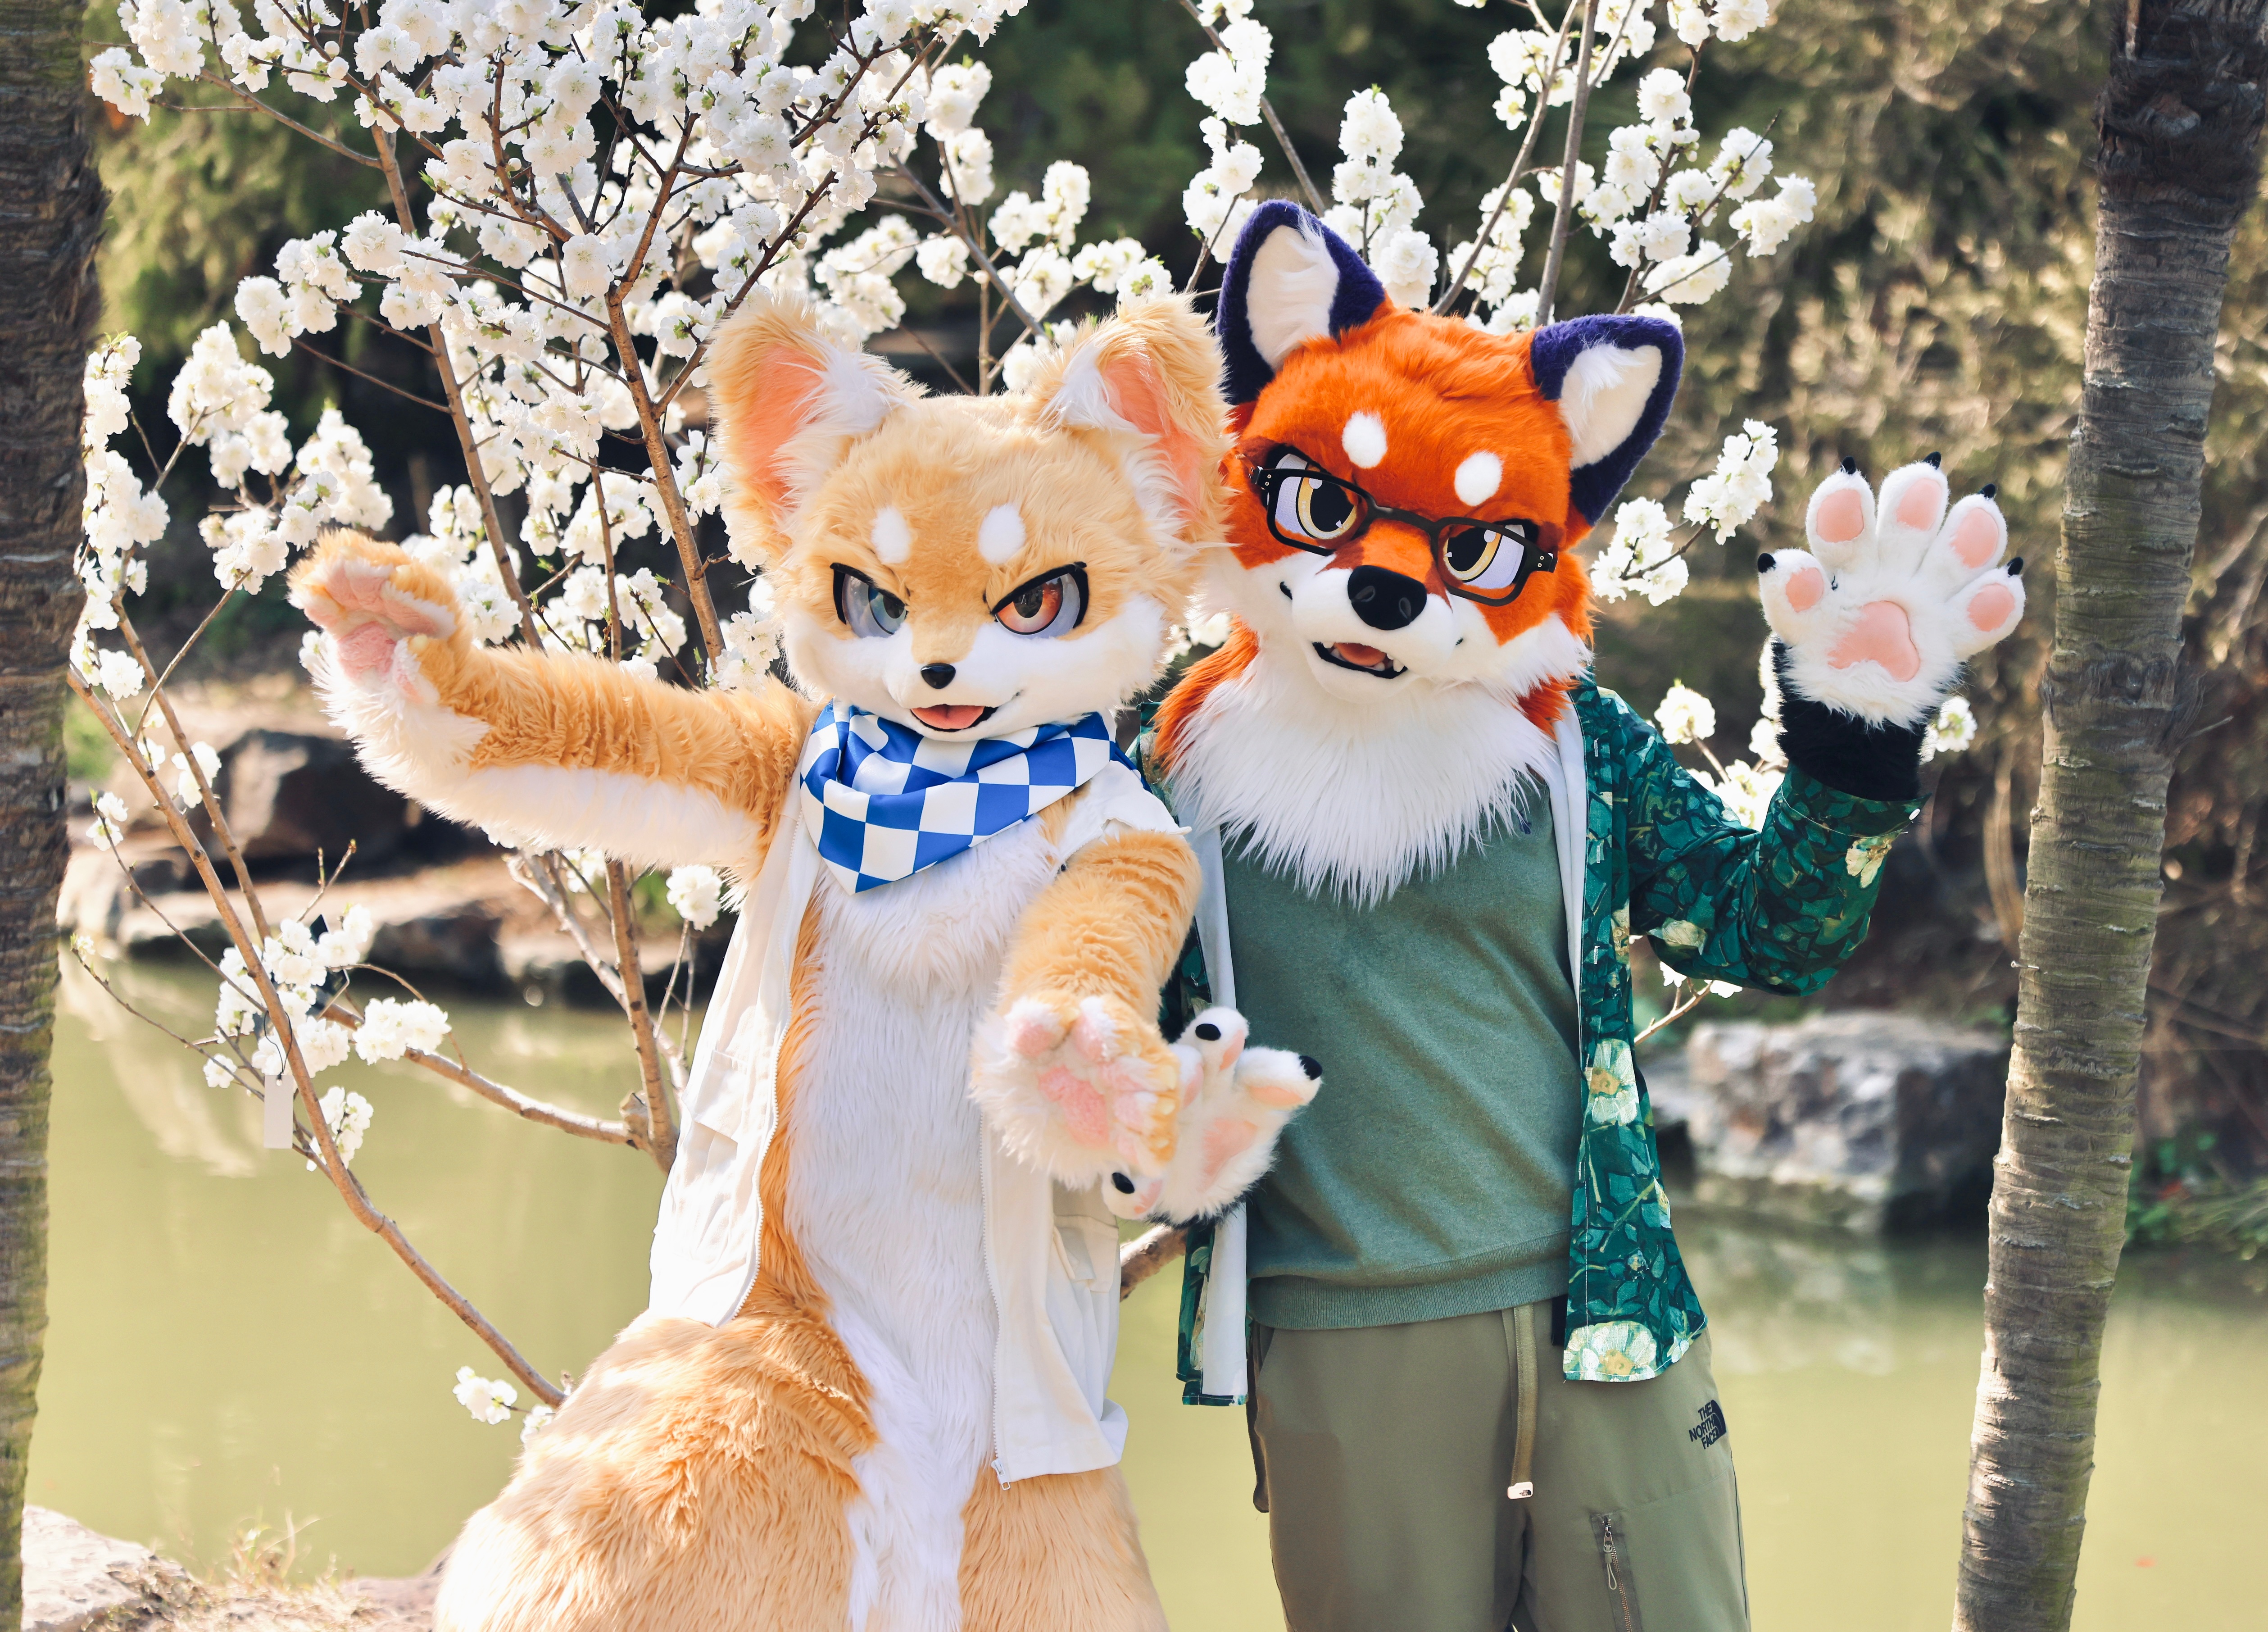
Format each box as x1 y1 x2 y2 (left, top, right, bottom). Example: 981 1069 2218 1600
1247 449 1562 607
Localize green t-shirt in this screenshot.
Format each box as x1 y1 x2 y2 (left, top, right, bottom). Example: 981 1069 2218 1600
1223 797 1583 1331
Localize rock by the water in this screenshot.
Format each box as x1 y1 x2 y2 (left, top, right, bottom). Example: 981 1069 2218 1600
24 1505 181 1629
1682 1013 2009 1232
209 730 413 864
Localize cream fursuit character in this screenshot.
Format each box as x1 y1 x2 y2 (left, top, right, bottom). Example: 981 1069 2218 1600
290 295 1318 1632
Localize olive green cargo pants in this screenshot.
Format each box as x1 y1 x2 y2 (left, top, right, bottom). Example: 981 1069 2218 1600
1250 1305 1747 1632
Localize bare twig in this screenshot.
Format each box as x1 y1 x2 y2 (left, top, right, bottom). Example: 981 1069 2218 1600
1537 0 1600 328
607 862 678 1173
1634 982 1710 1047
1118 1222 1188 1298
323 1000 634 1144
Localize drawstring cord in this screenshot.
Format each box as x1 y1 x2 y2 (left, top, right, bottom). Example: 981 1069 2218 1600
1507 1300 1539 1500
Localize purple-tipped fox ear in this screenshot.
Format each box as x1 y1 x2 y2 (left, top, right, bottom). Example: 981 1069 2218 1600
1528 315 1683 525
1216 201 1391 406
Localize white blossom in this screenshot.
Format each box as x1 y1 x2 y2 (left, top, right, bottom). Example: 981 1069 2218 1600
1683 420 1780 540
667 865 725 930
1654 682 1717 746
353 998 452 1062
454 1366 517 1426
1922 696 1978 762
315 1084 373 1166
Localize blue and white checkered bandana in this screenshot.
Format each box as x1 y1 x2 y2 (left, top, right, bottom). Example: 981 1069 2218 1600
797 703 1134 893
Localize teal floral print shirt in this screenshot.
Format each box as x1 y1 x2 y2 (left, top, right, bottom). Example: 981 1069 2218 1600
1152 673 1923 1389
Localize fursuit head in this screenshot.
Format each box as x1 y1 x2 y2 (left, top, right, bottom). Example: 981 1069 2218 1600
1152 202 2023 903
286 292 1317 1632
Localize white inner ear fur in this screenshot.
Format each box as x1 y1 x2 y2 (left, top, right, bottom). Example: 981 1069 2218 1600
1558 345 1663 470
1454 452 1501 506
1042 343 1188 554
1245 224 1343 368
977 504 1026 564
771 346 908 524
1341 412 1388 470
871 505 912 564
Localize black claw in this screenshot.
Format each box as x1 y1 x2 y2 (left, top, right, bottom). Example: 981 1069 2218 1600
1980 482 1998 499
1111 1172 1136 1195
1298 1055 1322 1079
1840 456 1858 474
1925 450 1943 467
1756 553 1775 573
2007 557 2024 577
1194 1021 1221 1042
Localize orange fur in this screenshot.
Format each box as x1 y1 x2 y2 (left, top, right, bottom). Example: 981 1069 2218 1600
1151 618 1259 777
1223 307 1596 661
957 1466 1167 1631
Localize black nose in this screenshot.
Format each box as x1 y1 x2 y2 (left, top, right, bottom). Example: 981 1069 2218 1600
1347 565 1428 632
920 663 956 689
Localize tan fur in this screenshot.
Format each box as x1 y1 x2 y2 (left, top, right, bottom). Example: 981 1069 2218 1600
313 295 1227 1630
957 1466 1168 1632
432 1295 874 1632
289 532 814 844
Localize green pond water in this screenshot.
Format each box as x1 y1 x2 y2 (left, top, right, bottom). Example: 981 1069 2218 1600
34 960 2268 1629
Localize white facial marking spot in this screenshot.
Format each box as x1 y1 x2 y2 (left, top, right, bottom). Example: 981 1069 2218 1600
977 503 1027 564
1341 412 1388 470
1454 452 1502 508
870 505 912 564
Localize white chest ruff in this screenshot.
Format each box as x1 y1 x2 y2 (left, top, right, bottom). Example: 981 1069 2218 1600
1170 644 1573 905
789 819 1062 1632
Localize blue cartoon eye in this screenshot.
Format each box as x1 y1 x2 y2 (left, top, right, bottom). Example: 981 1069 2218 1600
833 566 906 637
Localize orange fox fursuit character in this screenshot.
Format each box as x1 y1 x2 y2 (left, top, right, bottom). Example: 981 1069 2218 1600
1144 203 2025 1631
290 294 1320 1632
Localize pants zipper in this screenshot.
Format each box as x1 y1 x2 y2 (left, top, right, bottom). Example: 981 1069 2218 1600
1593 1512 1643 1632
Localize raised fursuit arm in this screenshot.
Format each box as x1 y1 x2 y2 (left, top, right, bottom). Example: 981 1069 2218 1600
290 532 812 870
1619 455 2025 994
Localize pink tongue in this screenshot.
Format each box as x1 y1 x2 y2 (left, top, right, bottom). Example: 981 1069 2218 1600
914 704 985 731
1334 642 1388 668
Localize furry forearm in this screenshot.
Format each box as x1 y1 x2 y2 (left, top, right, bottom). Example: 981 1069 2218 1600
999 829 1202 1015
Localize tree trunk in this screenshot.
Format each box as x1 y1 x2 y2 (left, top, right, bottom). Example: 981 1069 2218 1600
1956 7 2268 1630
0 0 100 1618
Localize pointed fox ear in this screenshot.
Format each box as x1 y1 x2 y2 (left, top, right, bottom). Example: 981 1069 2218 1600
704 291 921 542
1215 201 1391 406
1033 298 1229 544
1527 315 1684 525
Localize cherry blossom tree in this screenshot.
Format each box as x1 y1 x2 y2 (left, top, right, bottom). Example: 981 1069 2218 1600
73 0 1978 1430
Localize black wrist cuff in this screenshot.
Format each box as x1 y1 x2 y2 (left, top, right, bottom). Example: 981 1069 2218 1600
1772 642 1926 804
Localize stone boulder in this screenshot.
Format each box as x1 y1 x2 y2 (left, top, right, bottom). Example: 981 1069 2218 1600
24 1505 183 1630
1681 1013 2009 1232
205 729 413 864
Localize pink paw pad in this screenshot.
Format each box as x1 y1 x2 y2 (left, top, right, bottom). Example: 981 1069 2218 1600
1247 1075 1310 1109
1828 600 1921 681
1200 1118 1259 1184
1952 508 2001 567
1040 1067 1111 1148
1786 565 1826 612
1006 1011 1061 1058
1814 490 1866 544
1896 475 1946 528
1069 1009 1117 1064
336 622 400 679
1967 582 2017 632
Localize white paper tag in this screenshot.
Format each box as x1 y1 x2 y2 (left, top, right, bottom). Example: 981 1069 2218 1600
1507 1481 1534 1500
262 1070 294 1150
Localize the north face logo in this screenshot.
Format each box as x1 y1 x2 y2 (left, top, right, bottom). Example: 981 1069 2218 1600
1689 1400 1728 1448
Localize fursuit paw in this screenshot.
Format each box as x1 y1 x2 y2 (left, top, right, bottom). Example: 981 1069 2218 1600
288 531 466 688
1101 1007 1321 1223
1756 455 2025 728
973 991 1185 1184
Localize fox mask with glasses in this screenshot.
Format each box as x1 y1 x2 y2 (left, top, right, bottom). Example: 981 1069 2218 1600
1157 203 1681 744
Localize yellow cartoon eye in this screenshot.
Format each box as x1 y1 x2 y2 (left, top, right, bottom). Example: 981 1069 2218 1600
1266 450 1364 543
1443 520 1541 595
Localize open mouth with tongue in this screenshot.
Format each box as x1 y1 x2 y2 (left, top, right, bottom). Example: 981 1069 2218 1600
1313 641 1408 680
910 703 998 732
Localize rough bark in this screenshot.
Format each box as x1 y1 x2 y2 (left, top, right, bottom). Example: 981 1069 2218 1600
0 0 99 1621
1956 7 2268 1630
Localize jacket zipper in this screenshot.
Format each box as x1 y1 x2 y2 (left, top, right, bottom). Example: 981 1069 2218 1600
1594 1512 1643 1632
978 1138 1010 1487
